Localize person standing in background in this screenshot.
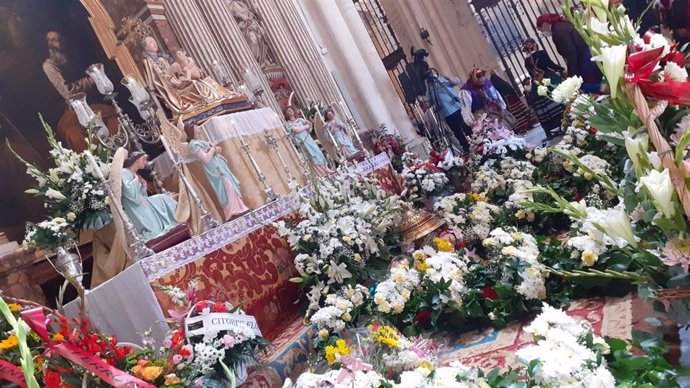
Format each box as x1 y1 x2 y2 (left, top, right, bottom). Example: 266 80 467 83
425 71 473 153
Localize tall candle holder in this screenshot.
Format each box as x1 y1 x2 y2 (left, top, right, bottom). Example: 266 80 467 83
84 64 165 192
232 121 278 202
263 126 297 188
337 101 370 157
160 136 220 232
84 151 154 261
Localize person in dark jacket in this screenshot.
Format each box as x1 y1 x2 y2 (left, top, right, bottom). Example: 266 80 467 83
522 38 565 79
536 13 602 86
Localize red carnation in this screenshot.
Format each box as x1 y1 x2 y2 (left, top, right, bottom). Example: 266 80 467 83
44 371 63 388
179 346 192 358
589 127 598 134
480 286 498 300
211 302 228 313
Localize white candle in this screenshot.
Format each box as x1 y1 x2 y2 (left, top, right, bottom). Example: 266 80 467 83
160 135 177 164
84 151 104 180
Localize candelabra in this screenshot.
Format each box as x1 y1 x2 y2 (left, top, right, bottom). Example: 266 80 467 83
160 136 220 232
82 64 165 193
69 93 128 150
337 101 370 157
264 128 297 188
232 121 278 202
84 151 154 261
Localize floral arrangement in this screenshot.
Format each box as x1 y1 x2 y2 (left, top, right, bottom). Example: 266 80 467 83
12 118 111 251
400 154 451 197
275 167 403 317
470 115 527 159
142 281 271 386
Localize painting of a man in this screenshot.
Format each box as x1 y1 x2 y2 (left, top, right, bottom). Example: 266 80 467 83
41 30 118 151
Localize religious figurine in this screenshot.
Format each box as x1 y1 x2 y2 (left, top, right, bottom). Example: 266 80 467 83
323 108 358 158
141 37 238 117
184 123 250 221
228 0 273 68
283 105 331 177
121 151 179 240
174 49 203 81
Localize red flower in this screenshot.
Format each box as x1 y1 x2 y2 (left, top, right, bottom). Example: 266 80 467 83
44 371 63 388
480 286 498 300
589 127 598 134
195 301 210 311
211 302 228 313
179 346 192 358
574 192 582 202
115 346 133 360
457 240 466 249
413 309 432 327
171 328 185 347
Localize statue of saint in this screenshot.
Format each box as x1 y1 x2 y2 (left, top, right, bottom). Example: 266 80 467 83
283 105 331 177
227 0 273 68
141 37 238 117
184 123 249 221
323 108 358 158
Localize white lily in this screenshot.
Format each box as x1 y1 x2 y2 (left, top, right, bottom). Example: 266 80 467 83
588 17 611 37
638 169 677 219
598 207 638 248
326 261 352 284
624 127 649 175
45 188 67 201
597 45 627 98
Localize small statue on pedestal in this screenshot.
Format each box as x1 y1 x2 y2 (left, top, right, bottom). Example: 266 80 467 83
184 123 249 221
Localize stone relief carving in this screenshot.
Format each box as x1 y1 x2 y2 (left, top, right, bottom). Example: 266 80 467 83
226 0 274 69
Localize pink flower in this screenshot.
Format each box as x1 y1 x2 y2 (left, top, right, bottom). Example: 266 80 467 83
163 338 173 349
662 238 690 272
172 354 183 364
222 334 236 348
194 378 204 388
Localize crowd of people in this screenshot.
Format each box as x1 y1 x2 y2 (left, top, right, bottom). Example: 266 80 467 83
415 0 689 151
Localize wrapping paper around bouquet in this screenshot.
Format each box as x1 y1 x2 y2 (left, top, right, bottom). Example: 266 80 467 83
20 308 156 388
0 359 26 387
185 311 263 339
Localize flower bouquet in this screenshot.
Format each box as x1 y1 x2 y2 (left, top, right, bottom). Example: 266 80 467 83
400 158 450 198
470 115 527 160
11 117 112 252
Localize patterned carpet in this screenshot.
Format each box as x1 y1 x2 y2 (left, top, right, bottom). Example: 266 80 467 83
439 295 633 370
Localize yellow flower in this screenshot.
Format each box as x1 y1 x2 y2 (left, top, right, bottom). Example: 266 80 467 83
415 258 430 272
0 335 18 350
433 237 454 252
469 193 486 202
353 253 362 263
526 211 536 222
483 238 496 247
581 250 598 266
325 345 337 364
374 326 400 348
141 366 163 381
318 329 330 340
52 333 65 342
510 232 522 242
341 312 352 322
7 304 21 313
335 339 350 356
419 361 434 372
412 251 426 261
563 160 573 170
164 374 182 386
515 210 526 219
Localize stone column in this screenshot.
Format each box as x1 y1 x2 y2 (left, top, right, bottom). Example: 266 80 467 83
268 0 344 106
297 0 423 149
381 0 500 81
195 0 281 113
164 0 237 84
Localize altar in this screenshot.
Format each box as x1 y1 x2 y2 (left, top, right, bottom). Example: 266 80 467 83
66 152 399 348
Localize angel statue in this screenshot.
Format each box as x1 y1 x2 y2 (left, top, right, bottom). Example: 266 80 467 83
184 122 250 221
283 105 332 177
121 151 179 240
323 107 358 158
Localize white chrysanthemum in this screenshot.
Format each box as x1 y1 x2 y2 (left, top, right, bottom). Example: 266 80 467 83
551 76 583 103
